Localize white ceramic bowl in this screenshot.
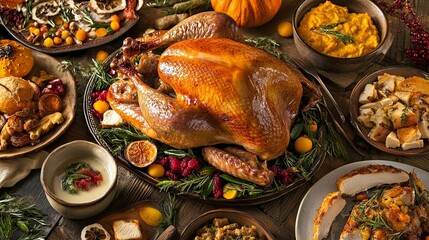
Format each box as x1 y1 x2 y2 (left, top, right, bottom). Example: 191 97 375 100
40 140 117 219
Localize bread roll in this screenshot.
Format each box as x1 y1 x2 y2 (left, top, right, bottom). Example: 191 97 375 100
0 76 35 114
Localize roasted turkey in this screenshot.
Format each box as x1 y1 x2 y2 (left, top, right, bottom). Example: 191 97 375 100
107 11 322 186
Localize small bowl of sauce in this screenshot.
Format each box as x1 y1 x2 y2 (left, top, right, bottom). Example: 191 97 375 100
41 140 117 219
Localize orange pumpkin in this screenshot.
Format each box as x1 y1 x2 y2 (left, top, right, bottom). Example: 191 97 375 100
211 0 282 27
0 40 34 78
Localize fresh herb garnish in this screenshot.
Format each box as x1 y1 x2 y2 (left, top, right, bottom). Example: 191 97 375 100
157 166 216 197
401 106 408 125
162 149 195 158
311 22 355 45
60 1 74 23
91 59 118 90
0 193 47 240
61 162 102 194
57 59 92 81
155 194 177 238
99 125 151 156
244 37 293 64
21 0 33 28
147 0 211 15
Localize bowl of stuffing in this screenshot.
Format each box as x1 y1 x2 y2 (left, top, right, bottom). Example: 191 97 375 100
181 209 274 240
349 66 429 155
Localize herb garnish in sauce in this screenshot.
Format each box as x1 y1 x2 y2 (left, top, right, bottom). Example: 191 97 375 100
61 162 103 194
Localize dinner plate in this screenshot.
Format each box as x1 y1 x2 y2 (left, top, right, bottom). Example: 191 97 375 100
295 160 429 240
0 15 138 55
83 50 328 206
349 66 429 156
0 51 76 159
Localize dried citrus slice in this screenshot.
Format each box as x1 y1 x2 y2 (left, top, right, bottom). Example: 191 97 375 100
125 140 157 168
81 223 111 240
89 0 126 14
31 0 61 24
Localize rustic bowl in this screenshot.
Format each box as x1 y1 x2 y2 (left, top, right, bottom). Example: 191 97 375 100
40 140 117 219
349 66 429 156
292 0 392 72
181 209 275 239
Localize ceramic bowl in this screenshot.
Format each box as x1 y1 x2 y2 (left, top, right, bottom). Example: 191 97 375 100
292 0 392 72
40 140 117 219
181 209 275 239
349 66 429 156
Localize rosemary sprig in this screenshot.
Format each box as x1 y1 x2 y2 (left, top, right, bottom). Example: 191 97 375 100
57 59 92 81
21 1 33 28
0 193 47 240
60 1 74 23
157 166 216 197
164 0 211 15
220 174 277 197
321 108 349 161
91 59 118 90
244 37 293 64
155 194 177 238
311 22 355 44
99 125 151 156
162 149 196 158
147 0 188 7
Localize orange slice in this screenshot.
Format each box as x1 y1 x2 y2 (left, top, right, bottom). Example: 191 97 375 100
125 140 157 168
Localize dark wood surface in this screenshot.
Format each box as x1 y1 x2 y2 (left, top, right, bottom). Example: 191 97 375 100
1 0 429 239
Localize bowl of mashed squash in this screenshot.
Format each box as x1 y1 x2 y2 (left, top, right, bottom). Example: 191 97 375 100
292 0 392 72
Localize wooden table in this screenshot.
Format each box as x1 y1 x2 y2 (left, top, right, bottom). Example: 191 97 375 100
1 0 429 239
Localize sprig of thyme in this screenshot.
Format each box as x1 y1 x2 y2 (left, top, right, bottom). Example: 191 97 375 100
0 193 47 240
311 22 355 44
21 1 33 28
147 0 188 7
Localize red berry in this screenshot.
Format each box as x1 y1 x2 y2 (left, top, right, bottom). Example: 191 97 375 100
213 173 223 198
169 157 181 173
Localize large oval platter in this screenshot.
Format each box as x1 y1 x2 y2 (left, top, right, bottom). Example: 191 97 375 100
83 50 328 206
0 13 138 55
0 51 76 158
295 160 429 240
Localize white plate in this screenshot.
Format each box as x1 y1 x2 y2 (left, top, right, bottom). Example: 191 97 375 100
295 160 429 240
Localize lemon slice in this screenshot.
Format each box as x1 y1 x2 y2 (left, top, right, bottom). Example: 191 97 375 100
81 223 111 240
89 0 126 14
31 0 61 24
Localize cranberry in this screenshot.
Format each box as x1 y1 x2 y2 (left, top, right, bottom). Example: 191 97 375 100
213 172 223 198
169 157 181 173
41 79 65 97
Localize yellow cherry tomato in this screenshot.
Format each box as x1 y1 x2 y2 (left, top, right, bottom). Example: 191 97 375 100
309 121 318 132
147 164 165 178
111 14 121 23
53 37 62 45
93 100 110 114
65 36 74 45
294 136 313 154
139 206 163 227
110 21 120 31
43 37 54 48
75 29 87 41
277 21 293 38
96 50 109 62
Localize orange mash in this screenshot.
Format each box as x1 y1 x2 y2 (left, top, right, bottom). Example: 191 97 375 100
298 1 380 58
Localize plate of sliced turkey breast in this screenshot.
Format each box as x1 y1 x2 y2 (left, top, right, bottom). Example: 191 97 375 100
295 160 429 240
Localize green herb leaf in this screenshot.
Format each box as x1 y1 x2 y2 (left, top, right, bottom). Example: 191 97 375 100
163 149 195 158
401 106 408 125
99 125 150 156
62 173 90 194
311 22 355 44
